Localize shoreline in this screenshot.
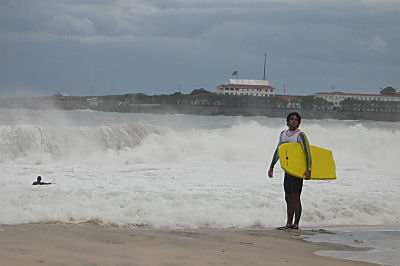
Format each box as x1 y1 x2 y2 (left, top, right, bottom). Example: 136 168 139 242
0 223 381 265
1 99 399 122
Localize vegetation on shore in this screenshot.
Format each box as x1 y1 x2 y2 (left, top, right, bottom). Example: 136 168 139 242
0 87 398 118
93 90 332 109
92 85 398 111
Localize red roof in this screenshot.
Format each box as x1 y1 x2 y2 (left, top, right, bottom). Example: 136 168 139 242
217 84 275 90
315 92 400 97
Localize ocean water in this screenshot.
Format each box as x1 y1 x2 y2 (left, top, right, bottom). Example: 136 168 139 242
0 109 399 228
305 226 400 265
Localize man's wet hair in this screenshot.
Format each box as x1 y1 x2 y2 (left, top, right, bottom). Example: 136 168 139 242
286 112 301 124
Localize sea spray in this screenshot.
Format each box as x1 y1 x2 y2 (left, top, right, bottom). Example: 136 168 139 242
0 109 399 228
0 123 164 164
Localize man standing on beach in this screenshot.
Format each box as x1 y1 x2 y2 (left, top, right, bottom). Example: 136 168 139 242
268 112 311 230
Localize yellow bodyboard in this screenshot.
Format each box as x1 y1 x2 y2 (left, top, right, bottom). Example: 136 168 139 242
278 143 336 180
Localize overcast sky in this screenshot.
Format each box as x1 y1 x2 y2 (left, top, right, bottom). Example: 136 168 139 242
1 0 399 97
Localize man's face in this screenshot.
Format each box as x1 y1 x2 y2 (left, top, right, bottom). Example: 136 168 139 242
287 115 300 131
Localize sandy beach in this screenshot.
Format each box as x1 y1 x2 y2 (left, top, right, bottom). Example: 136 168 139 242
0 223 377 266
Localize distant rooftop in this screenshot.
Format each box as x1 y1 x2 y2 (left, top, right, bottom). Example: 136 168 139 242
229 79 270 86
54 92 71 97
315 91 400 97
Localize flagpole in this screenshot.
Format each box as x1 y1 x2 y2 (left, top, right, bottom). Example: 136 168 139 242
263 53 267 80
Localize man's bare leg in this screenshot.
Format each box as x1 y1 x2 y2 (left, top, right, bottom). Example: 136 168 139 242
292 193 302 228
285 193 294 226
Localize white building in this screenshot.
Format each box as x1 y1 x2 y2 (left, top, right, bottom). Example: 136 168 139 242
86 97 101 106
217 79 275 97
314 92 400 108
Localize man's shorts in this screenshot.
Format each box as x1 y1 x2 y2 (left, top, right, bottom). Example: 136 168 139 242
284 172 303 194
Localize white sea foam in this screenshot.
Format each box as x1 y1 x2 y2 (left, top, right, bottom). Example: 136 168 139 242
0 109 399 228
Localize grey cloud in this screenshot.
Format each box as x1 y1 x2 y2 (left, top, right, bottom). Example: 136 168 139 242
1 0 399 97
41 15 96 36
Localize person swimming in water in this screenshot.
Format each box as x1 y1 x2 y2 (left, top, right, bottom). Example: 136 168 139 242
32 176 51 185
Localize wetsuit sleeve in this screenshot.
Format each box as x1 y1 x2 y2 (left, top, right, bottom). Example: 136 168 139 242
269 146 279 169
298 132 312 170
269 131 283 169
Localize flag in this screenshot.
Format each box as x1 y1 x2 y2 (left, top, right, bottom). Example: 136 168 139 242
232 71 238 76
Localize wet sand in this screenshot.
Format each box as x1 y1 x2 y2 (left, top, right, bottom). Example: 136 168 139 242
0 223 377 265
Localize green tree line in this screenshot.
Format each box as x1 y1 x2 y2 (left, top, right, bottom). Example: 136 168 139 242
95 89 334 109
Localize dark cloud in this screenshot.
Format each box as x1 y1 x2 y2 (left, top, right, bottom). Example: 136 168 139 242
1 0 399 97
